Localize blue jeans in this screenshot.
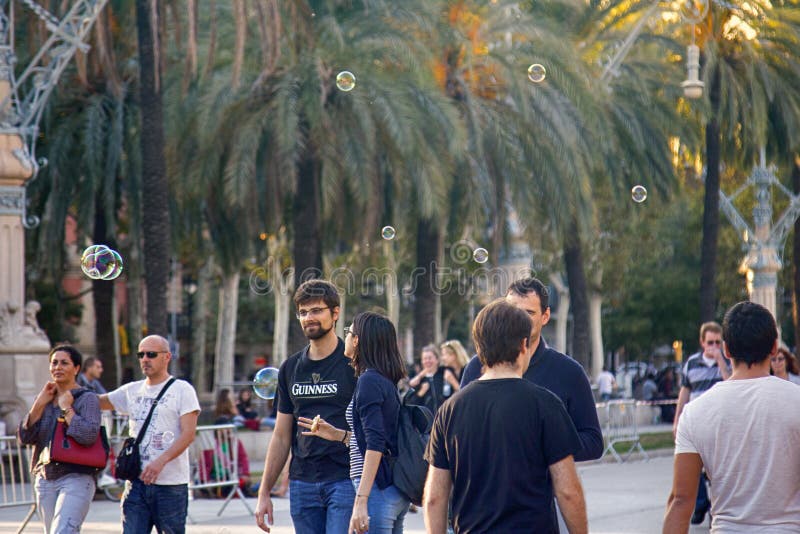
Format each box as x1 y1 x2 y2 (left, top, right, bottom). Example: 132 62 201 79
352 478 409 534
35 473 95 534
289 478 355 534
122 480 188 534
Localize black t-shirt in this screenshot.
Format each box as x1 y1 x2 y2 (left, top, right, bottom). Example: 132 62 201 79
425 379 581 534
277 339 357 482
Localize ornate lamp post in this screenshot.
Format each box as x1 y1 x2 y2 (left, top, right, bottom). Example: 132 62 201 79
0 0 107 428
719 149 800 318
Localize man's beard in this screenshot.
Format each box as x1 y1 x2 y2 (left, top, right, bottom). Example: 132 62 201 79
305 324 332 340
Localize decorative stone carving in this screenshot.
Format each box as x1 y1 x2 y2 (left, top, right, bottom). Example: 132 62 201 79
0 299 50 350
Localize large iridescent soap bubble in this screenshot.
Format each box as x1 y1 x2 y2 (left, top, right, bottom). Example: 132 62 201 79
253 367 280 400
81 245 124 280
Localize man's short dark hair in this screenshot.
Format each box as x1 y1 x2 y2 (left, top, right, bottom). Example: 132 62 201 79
83 356 98 372
507 277 549 312
722 301 777 368
293 279 340 309
473 299 532 368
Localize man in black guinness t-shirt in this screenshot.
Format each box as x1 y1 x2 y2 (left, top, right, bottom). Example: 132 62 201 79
424 300 588 534
255 280 357 534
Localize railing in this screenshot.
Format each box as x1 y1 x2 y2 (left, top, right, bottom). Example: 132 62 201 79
0 436 36 534
188 424 253 521
600 400 650 463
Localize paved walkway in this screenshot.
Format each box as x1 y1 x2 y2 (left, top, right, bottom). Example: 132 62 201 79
3 453 713 534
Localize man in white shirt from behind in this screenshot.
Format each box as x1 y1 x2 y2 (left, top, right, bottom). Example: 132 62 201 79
663 301 800 533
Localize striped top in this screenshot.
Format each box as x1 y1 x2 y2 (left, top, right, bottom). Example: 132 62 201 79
346 400 364 480
682 352 729 401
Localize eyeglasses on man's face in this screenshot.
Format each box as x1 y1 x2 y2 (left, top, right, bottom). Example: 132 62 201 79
296 307 331 319
137 351 167 359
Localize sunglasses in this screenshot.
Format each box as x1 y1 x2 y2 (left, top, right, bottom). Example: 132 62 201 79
137 351 167 359
706 340 722 345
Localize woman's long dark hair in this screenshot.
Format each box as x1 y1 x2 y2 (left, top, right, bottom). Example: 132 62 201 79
351 312 407 383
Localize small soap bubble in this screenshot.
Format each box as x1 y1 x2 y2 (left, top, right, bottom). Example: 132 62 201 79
100 249 124 280
631 185 648 203
336 71 356 92
527 64 546 83
381 226 396 240
472 248 489 264
162 431 175 446
80 245 110 279
253 367 280 400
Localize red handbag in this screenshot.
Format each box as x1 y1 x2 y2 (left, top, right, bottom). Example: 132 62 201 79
44 418 110 469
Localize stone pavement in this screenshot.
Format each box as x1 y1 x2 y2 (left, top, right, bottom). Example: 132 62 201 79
3 454 713 534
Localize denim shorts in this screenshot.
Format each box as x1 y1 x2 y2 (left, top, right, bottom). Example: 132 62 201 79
352 477 410 534
289 478 355 534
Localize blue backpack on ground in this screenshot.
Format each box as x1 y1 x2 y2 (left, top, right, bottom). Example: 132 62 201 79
388 389 434 506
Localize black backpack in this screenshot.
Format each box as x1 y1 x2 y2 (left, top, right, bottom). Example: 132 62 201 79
387 389 434 506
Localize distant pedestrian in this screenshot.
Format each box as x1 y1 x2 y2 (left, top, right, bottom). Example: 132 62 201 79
596 366 616 401
408 345 457 413
99 335 201 534
424 299 587 533
664 301 800 532
673 321 731 525
77 356 107 395
440 339 470 384
770 347 800 385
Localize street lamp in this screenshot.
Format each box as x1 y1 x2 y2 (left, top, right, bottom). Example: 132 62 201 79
681 43 704 99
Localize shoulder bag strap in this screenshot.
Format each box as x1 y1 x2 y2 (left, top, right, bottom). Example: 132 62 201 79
134 378 176 446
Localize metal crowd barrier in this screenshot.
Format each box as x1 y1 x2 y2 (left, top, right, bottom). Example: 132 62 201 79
188 424 253 521
0 436 36 534
601 400 649 463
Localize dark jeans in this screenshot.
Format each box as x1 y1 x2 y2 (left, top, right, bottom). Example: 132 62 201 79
695 471 710 513
289 478 355 534
122 479 189 534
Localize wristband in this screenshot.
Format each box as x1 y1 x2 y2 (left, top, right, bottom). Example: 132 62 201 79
341 430 349 444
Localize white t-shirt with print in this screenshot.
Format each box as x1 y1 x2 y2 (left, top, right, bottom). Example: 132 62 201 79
675 376 800 532
108 378 200 485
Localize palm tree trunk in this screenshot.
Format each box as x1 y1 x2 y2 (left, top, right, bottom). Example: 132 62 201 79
563 218 591 369
136 0 170 336
792 155 800 348
413 218 440 359
699 63 722 322
92 202 119 385
289 148 323 351
589 268 604 379
191 259 212 394
214 271 240 390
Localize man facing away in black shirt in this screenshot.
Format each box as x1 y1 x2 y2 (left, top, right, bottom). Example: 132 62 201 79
424 299 588 534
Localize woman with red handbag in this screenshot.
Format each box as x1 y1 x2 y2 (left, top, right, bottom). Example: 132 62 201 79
18 345 103 534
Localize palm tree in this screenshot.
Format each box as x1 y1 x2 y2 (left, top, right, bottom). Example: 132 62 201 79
136 0 171 336
29 1 141 386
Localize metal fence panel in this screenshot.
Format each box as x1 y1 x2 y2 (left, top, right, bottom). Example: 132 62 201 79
0 436 36 533
601 400 649 463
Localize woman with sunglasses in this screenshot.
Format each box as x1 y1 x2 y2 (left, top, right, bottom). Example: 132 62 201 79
299 312 408 534
770 347 800 385
18 345 102 534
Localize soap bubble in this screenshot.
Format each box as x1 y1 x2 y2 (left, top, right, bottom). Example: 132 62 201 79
253 367 280 400
472 248 489 264
527 64 546 83
336 71 356 92
381 226 396 240
162 431 175 446
100 249 124 280
631 185 648 203
80 245 118 279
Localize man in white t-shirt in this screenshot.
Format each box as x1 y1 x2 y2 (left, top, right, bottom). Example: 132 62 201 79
596 367 616 401
100 335 201 534
663 301 800 533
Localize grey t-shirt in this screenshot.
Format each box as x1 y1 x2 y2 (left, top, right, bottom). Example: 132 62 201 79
676 376 800 532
